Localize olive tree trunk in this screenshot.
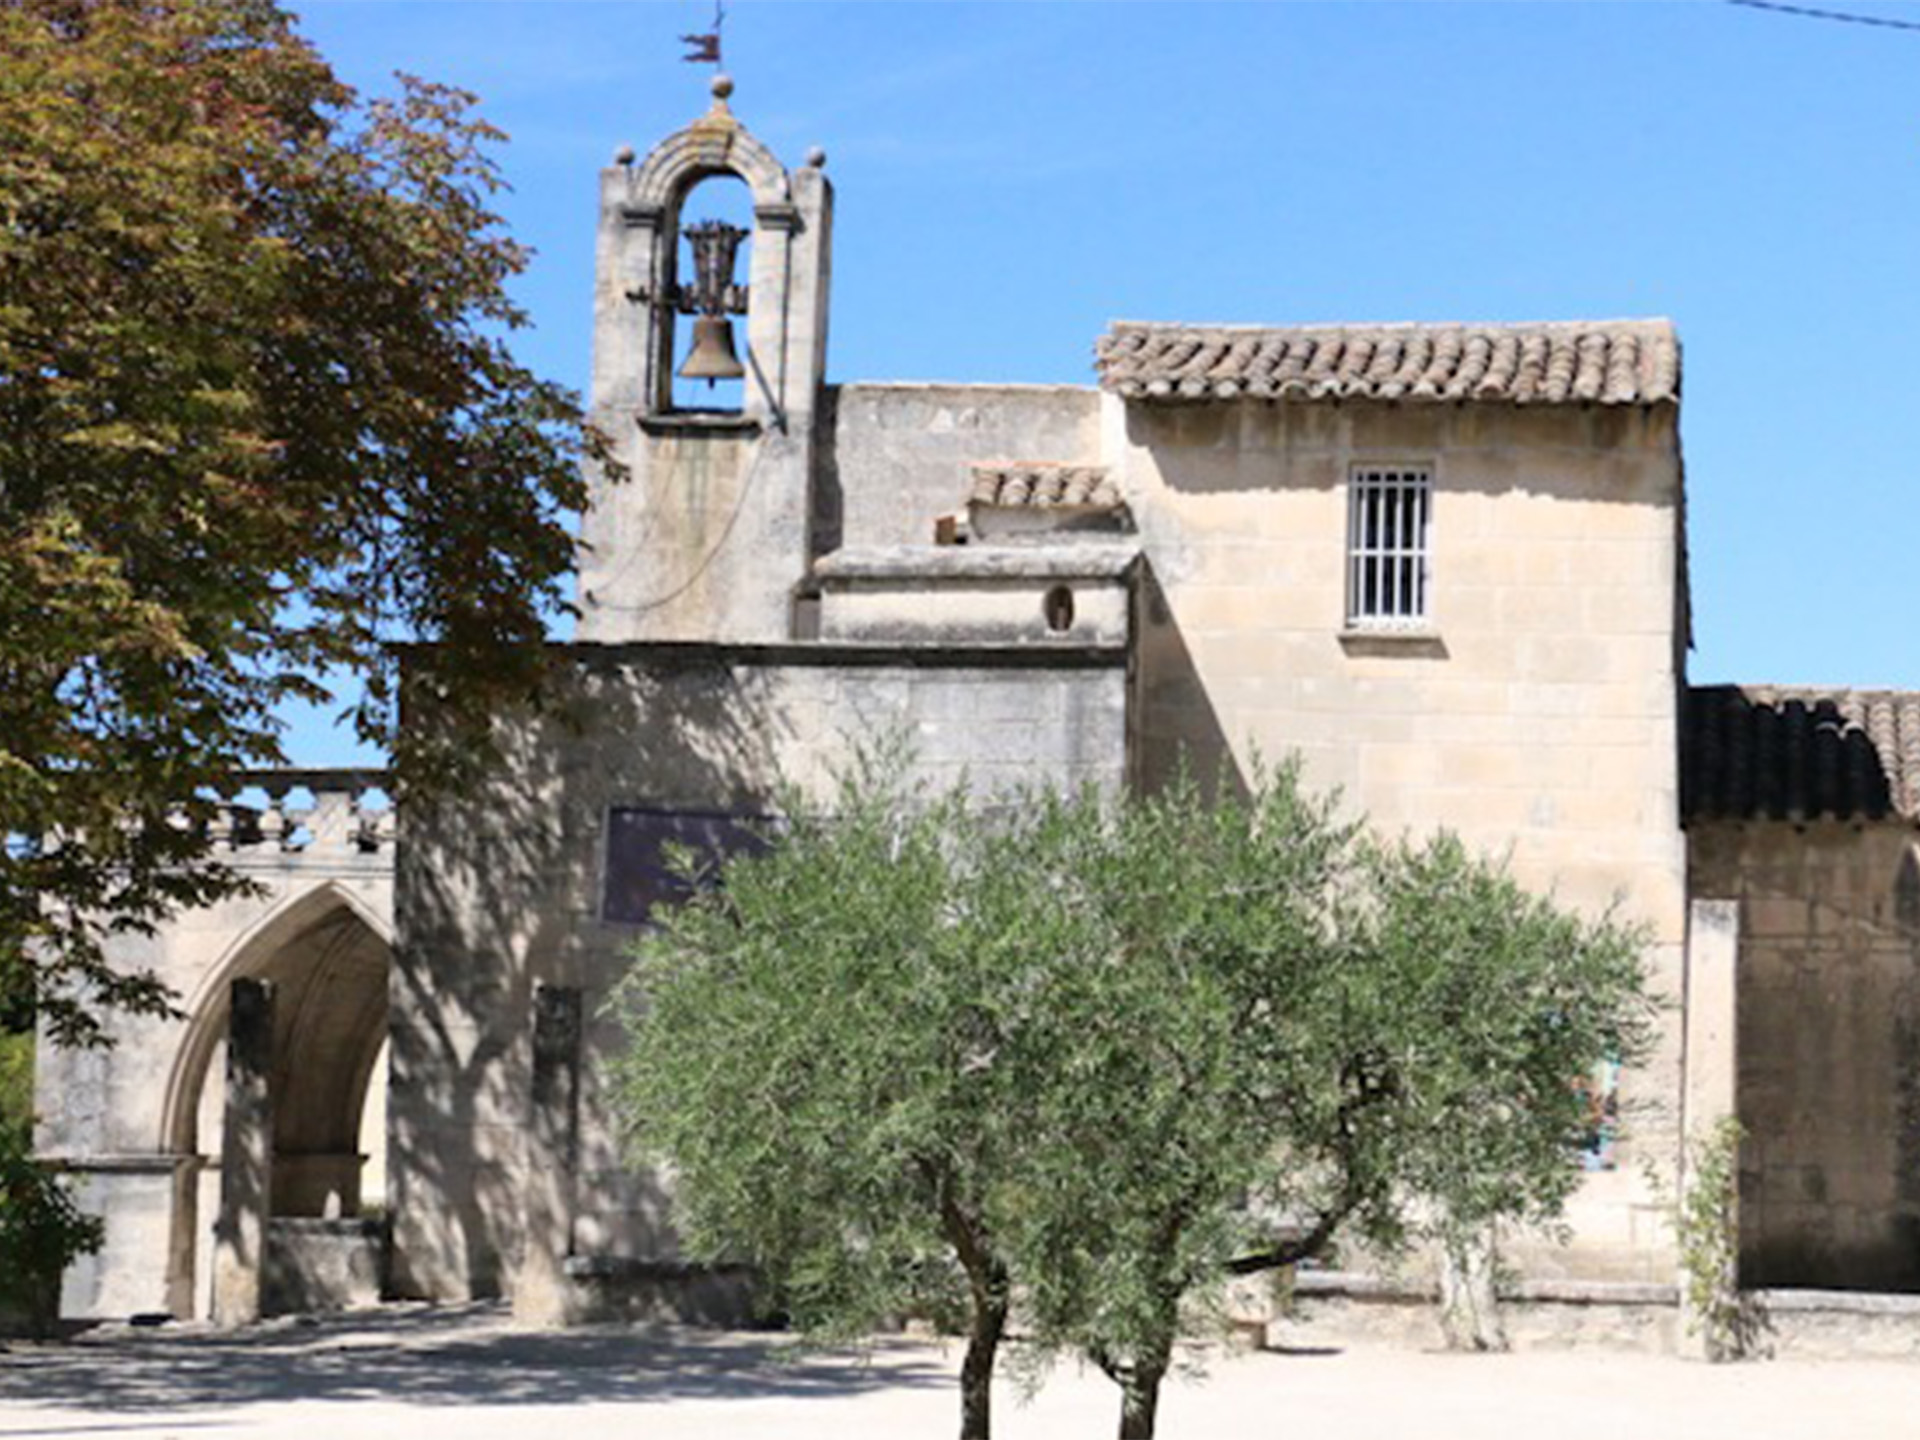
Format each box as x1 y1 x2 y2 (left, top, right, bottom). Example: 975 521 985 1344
1437 1226 1508 1352
959 1283 1009 1440
1114 1335 1174 1440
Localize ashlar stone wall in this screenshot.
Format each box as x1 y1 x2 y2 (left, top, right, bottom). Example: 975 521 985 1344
821 383 1102 553
1691 820 1920 1290
1114 394 1691 1282
392 642 1128 1308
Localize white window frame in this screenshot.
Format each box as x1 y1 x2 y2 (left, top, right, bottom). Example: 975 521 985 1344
1345 464 1433 628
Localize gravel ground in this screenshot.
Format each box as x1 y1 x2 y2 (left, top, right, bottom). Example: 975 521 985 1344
1 1303 1914 1439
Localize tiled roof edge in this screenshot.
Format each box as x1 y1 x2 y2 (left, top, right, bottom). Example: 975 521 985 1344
1096 318 1680 407
1683 684 1920 824
968 463 1120 509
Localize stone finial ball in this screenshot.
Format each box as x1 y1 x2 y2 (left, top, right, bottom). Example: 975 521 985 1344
805 146 827 169
613 143 635 166
712 74 735 100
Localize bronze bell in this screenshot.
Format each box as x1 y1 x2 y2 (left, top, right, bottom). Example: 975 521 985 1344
678 314 746 383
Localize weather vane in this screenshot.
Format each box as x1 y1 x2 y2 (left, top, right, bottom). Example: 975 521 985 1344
681 1 724 65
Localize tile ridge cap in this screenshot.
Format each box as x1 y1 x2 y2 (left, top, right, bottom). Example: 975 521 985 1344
1105 316 1675 333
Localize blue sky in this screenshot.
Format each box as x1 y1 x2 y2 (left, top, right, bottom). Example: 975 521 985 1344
287 0 1920 764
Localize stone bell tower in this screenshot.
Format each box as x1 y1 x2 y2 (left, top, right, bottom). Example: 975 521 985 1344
577 76 832 642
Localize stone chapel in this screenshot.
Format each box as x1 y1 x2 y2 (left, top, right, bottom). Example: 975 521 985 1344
38 79 1920 1343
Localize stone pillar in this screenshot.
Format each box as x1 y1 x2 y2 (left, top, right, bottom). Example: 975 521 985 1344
1678 898 1741 1359
165 1155 203 1319
1682 899 1739 1138
211 977 275 1327
513 984 582 1326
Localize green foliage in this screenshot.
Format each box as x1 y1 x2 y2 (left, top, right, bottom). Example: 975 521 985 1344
988 765 1375 1431
613 755 1002 1336
1356 830 1657 1243
0 0 601 1045
990 777 1656 1434
612 754 1657 1439
0 1117 102 1337
0 1032 31 1134
1673 1116 1764 1360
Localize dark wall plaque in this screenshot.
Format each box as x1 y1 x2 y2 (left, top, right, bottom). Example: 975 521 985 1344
602 807 771 925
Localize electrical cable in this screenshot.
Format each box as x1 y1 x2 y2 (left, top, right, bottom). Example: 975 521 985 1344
1728 0 1920 34
584 426 770 614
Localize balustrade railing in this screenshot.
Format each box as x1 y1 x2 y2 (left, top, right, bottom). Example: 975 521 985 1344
206 769 393 856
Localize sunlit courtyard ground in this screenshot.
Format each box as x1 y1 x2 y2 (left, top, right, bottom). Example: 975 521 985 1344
1 1302 1913 1439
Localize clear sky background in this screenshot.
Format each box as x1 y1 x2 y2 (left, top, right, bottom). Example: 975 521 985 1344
284 0 1920 766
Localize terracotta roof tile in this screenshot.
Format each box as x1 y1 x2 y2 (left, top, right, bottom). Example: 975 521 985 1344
969 464 1120 509
1096 320 1680 406
1683 685 1920 823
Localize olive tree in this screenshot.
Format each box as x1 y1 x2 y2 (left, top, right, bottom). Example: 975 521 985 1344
1011 807 1655 1435
610 756 1071 1440
611 756 1656 1440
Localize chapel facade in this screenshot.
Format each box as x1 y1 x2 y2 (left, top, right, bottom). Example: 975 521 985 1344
37 81 1920 1338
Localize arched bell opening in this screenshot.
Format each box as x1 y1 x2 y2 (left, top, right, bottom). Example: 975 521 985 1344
582 74 832 641
664 174 753 416
161 887 392 1317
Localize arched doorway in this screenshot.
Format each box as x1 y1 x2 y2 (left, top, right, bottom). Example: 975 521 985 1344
161 884 392 1317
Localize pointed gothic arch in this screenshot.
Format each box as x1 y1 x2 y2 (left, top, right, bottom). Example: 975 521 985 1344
158 879 393 1316
158 879 391 1157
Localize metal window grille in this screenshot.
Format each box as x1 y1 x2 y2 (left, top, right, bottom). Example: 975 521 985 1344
1347 466 1431 625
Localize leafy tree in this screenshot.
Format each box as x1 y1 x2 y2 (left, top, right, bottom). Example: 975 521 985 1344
997 771 1385 1438
612 758 1656 1440
0 0 600 1045
0 1113 102 1337
0 1032 30 1135
610 759 1040 1440
1013 812 1656 1435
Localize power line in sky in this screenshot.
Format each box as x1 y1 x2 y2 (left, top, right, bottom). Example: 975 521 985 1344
1728 0 1920 33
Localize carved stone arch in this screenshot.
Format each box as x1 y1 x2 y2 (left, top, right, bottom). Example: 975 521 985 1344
628 115 790 214
158 878 391 1159
159 877 394 1317
625 101 791 420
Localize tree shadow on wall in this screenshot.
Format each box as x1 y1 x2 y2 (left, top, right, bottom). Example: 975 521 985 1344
388 647 775 1305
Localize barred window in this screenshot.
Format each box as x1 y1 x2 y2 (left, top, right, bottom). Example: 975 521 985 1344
1347 466 1431 626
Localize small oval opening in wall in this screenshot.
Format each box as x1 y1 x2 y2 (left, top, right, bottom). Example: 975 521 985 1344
1043 585 1075 634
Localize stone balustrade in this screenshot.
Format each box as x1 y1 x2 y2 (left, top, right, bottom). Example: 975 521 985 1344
206 769 393 856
